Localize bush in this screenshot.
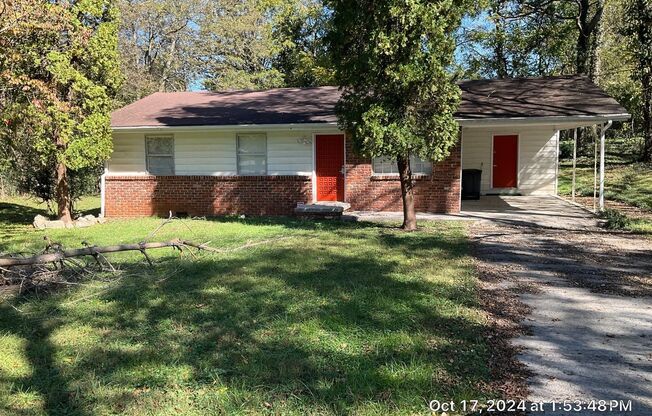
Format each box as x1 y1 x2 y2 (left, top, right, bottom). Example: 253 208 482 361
559 139 574 160
599 208 631 230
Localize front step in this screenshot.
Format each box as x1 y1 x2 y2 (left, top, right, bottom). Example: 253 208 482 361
294 202 351 219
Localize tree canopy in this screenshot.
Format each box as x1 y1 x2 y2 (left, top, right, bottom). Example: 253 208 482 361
326 0 472 230
0 0 122 221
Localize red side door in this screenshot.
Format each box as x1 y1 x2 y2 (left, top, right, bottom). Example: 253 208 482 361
315 134 345 201
493 135 518 188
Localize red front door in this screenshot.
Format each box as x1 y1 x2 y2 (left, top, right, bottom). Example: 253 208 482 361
315 134 345 201
493 135 518 188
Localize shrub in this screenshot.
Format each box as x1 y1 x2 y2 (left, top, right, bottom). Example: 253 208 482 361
599 208 631 230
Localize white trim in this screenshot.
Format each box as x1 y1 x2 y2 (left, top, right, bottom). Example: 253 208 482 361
343 134 347 203
599 120 613 211
100 165 107 217
112 123 341 133
311 133 317 203
491 133 520 190
112 114 631 132
458 113 630 127
459 127 464 207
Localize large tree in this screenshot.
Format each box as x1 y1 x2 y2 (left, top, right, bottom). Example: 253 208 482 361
462 0 604 79
0 0 122 222
504 0 605 78
271 0 333 87
117 0 203 104
460 1 576 78
326 0 470 230
199 0 283 91
621 0 652 161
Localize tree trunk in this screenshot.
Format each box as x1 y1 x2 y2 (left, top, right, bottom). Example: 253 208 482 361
397 155 416 231
576 1 590 75
576 0 604 79
632 0 652 162
643 72 652 162
55 159 72 223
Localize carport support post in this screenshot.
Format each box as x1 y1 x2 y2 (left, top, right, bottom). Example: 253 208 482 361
572 128 577 201
599 120 613 212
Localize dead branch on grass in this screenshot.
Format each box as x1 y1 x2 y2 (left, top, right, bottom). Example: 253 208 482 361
1 214 294 294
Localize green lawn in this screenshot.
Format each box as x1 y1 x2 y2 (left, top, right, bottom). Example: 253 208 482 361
0 197 492 415
558 161 652 234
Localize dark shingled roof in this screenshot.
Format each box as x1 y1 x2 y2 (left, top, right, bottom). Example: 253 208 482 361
111 76 628 128
456 75 628 120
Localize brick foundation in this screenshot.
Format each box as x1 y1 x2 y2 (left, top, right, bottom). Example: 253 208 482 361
104 142 461 218
345 140 461 213
105 175 312 217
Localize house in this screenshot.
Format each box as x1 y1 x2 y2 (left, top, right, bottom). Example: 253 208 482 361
104 75 629 217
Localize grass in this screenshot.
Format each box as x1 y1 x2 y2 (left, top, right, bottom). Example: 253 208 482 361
558 160 652 234
0 197 493 415
0 195 100 241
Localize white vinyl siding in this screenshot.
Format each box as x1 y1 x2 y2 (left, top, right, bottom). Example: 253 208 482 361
461 126 558 195
107 133 147 174
175 131 236 175
372 155 432 175
267 132 313 175
108 129 333 177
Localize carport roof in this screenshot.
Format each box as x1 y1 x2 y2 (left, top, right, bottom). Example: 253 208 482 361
111 75 630 129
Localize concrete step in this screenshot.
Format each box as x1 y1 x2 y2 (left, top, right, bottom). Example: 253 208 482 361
294 202 351 219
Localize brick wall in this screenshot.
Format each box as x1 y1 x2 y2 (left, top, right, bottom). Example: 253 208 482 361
105 175 312 217
104 141 461 218
344 140 461 213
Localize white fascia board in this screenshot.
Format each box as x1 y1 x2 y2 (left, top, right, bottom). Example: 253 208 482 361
111 122 342 133
457 113 631 128
112 113 631 132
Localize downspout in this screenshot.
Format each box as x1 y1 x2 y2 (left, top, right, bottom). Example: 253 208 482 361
100 163 107 218
599 120 613 211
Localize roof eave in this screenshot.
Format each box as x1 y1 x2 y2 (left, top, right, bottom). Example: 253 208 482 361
457 113 631 128
111 113 631 132
110 121 341 133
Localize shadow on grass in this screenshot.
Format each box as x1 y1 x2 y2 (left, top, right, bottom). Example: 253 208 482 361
0 202 48 239
0 227 490 414
0 198 99 241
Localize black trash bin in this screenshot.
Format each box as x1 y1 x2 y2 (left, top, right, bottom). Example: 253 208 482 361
462 169 482 200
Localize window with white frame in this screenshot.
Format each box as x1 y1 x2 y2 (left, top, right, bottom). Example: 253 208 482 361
237 133 267 175
145 135 174 175
372 155 432 175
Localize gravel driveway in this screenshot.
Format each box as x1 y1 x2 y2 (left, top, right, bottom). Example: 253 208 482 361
468 197 652 415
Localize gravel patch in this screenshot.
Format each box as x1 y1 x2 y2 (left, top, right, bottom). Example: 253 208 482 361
469 197 652 415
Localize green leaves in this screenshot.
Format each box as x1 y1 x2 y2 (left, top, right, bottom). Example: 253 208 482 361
326 0 466 161
0 0 121 208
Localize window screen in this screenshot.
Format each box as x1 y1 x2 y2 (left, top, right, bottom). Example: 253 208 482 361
237 133 267 175
146 136 174 175
372 155 432 175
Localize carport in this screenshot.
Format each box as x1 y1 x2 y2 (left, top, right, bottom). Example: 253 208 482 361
458 76 630 211
461 195 599 230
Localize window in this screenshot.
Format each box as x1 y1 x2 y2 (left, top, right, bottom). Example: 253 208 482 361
146 135 174 175
372 155 432 175
237 133 267 175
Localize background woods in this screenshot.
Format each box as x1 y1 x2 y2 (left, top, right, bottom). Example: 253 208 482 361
0 0 651 220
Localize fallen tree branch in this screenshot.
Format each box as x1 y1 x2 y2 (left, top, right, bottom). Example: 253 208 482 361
0 240 189 267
